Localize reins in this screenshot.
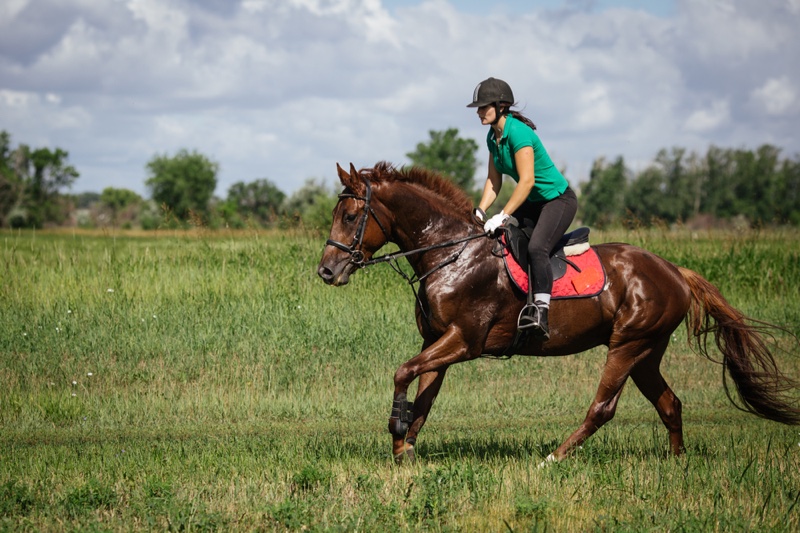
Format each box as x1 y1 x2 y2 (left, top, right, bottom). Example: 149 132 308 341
362 232 487 279
370 233 486 328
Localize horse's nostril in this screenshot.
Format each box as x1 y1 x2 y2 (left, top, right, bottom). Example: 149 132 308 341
318 265 334 282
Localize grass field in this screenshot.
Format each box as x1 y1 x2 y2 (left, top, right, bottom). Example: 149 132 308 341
1 227 799 531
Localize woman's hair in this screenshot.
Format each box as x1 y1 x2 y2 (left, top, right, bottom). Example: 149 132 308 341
507 109 537 131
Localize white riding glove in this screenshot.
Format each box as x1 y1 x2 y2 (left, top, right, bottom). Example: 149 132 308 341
483 211 509 235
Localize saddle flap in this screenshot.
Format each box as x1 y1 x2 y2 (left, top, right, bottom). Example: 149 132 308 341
505 224 533 273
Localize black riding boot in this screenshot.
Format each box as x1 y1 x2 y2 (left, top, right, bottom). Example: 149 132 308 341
518 265 550 338
517 301 550 339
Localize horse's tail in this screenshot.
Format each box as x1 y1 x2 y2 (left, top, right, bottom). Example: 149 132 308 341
677 267 800 425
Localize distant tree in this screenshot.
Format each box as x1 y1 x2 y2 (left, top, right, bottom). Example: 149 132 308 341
406 128 479 192
145 149 218 221
101 187 142 211
654 148 701 223
282 178 337 230
0 131 79 228
0 131 20 225
73 192 101 209
580 156 628 228
100 187 143 227
624 166 669 224
700 145 736 218
225 178 285 225
775 156 800 225
730 145 783 224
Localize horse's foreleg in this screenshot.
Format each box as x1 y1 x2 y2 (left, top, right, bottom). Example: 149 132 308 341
388 327 472 463
390 369 448 462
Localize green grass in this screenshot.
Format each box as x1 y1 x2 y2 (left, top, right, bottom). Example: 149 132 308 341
1 227 799 531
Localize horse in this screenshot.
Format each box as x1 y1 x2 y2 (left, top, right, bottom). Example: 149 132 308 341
317 161 800 464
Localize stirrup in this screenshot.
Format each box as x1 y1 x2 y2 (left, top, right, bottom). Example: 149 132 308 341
517 303 542 331
518 302 550 339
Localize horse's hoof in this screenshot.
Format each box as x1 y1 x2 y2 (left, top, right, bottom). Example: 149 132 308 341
393 444 416 465
537 453 557 469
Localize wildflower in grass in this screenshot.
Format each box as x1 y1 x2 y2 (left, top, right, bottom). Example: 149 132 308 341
87 372 93 377
72 381 77 386
107 288 114 293
71 393 77 397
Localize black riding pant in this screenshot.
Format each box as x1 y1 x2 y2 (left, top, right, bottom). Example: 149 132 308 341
511 187 578 295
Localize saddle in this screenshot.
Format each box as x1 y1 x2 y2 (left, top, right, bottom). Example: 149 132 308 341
503 224 591 282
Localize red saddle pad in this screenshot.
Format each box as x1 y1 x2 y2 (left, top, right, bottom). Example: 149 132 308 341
502 239 606 299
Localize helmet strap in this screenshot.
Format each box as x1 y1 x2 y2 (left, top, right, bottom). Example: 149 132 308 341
491 103 506 126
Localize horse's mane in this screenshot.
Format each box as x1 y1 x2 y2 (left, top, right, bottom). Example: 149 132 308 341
361 161 474 222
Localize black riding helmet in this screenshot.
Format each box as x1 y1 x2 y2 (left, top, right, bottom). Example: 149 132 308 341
466 77 514 108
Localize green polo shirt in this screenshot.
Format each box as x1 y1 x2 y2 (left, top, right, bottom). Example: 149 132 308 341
486 115 568 203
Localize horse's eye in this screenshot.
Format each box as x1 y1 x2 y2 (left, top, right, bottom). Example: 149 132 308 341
344 213 358 223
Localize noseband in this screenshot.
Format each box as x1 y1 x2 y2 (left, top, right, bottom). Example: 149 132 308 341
325 176 389 267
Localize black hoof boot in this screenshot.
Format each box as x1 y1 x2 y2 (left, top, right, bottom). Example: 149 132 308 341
518 302 550 339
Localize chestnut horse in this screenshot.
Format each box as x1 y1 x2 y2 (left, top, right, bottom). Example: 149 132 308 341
317 162 800 464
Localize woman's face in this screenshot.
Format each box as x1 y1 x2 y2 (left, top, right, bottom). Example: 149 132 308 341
477 104 499 126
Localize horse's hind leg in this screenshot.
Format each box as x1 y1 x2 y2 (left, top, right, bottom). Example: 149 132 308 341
548 338 664 463
629 337 684 455
547 349 633 463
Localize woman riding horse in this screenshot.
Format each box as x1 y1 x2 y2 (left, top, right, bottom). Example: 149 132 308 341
469 77 578 338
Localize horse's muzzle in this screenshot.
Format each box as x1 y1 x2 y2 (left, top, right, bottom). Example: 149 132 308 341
317 261 353 286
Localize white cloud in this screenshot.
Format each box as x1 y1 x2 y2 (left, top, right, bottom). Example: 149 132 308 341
0 0 798 197
573 85 615 129
683 100 730 132
0 89 35 108
0 0 28 20
751 77 797 115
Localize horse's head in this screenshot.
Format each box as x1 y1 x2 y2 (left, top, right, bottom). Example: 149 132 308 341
317 163 391 286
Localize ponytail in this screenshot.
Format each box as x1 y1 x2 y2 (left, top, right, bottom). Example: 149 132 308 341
508 110 537 131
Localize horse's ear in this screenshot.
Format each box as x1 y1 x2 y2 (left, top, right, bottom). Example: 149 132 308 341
336 163 350 186
336 162 364 195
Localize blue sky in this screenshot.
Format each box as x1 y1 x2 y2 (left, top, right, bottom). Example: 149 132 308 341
1 0 797 198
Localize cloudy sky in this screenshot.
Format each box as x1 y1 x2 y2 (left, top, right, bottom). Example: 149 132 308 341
1 0 799 199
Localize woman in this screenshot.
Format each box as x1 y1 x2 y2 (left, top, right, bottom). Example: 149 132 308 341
467 77 577 339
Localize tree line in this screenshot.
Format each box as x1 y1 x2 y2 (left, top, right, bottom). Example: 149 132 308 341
581 145 800 228
2 128 798 231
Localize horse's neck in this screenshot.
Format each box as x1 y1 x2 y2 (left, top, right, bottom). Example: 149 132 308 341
384 189 472 265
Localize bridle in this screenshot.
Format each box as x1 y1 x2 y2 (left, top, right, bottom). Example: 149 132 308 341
325 174 488 280
324 176 390 267
324 172 490 328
